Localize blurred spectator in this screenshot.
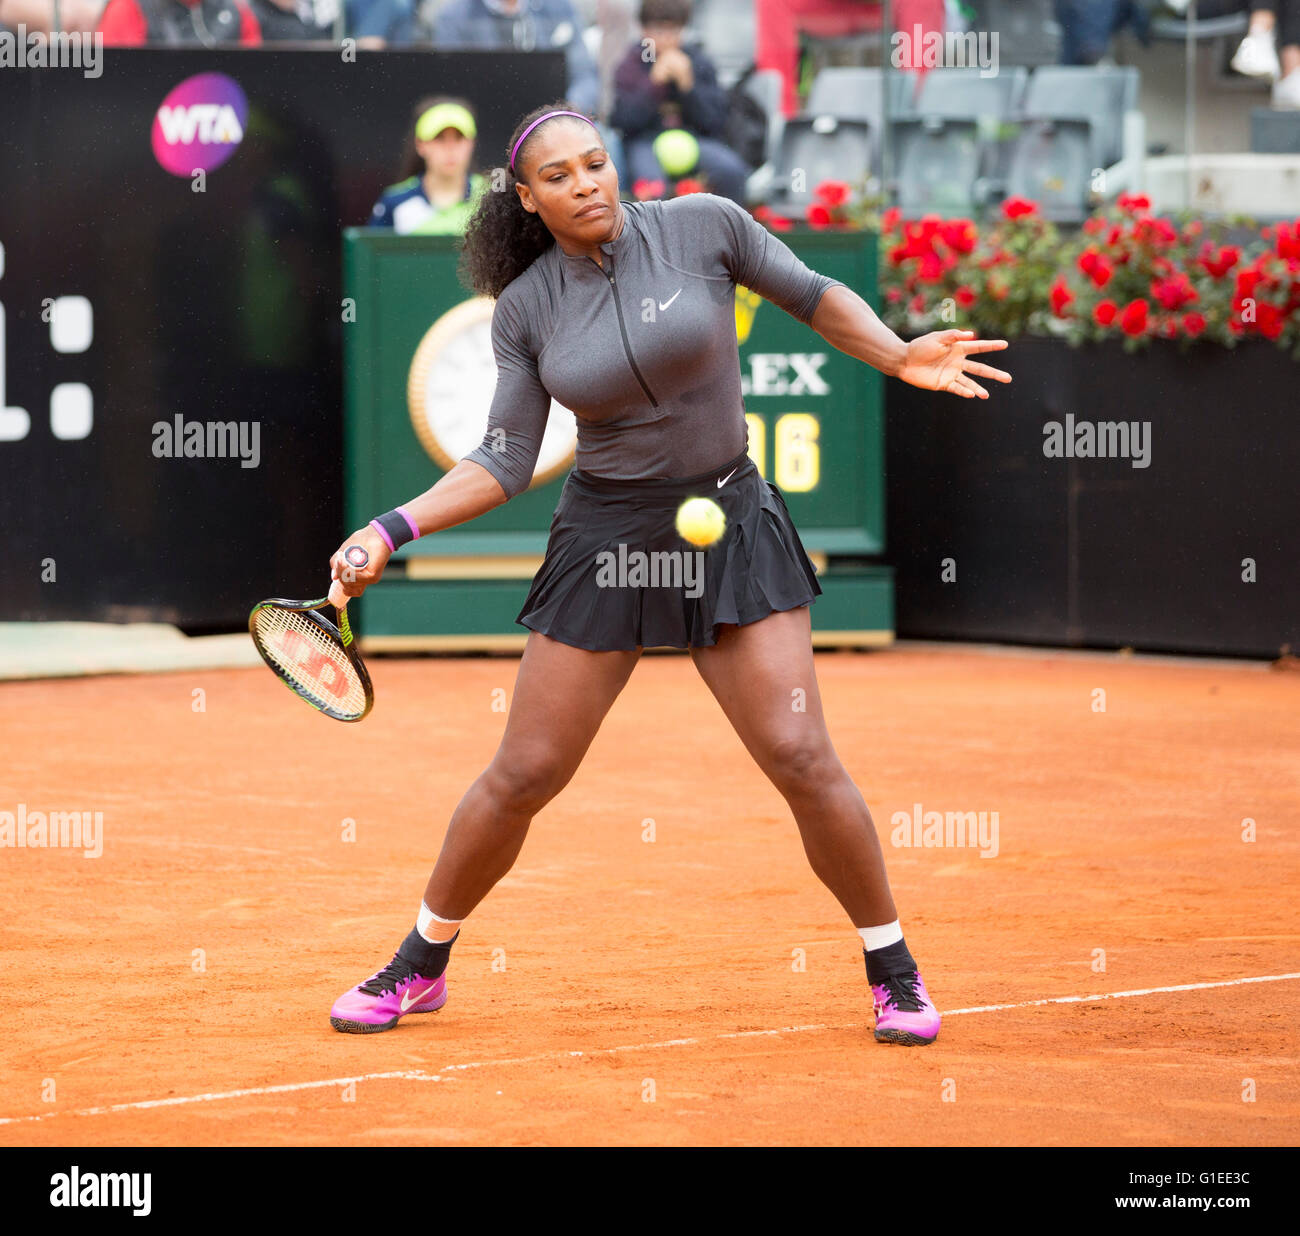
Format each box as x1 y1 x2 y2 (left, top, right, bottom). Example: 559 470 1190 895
249 0 336 39
369 96 488 234
611 0 749 202
1054 0 1149 64
756 0 944 118
1232 2 1300 107
0 0 102 33
434 0 602 115
97 0 262 43
346 0 414 45
593 0 637 118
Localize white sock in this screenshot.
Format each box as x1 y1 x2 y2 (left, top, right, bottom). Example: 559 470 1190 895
857 920 903 952
417 901 463 944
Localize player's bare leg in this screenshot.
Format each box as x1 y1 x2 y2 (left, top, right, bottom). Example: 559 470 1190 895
688 605 939 1044
422 632 642 918
688 605 895 926
331 632 640 1032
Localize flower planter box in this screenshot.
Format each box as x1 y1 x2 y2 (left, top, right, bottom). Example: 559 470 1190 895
886 338 1300 657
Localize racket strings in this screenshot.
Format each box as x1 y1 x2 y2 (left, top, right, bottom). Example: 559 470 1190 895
251 606 368 718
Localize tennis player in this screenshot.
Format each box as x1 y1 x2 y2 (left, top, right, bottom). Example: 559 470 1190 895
327 101 1010 1044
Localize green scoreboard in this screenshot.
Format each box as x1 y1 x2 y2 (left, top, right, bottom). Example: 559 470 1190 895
343 226 893 651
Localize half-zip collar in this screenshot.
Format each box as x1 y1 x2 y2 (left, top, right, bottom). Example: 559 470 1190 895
554 202 658 407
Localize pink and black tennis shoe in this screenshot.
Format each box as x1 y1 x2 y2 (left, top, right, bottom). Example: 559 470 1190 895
330 952 448 1034
871 970 940 1045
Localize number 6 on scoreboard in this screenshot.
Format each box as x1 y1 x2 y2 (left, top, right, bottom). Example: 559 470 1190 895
743 412 821 493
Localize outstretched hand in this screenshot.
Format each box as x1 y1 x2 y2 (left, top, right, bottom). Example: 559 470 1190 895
896 329 1011 399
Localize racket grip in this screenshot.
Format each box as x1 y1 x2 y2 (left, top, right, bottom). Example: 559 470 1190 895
328 579 349 609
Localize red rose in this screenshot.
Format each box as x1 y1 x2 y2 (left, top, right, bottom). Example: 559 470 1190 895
1256 301 1285 340
806 202 833 228
1196 245 1237 279
886 286 904 303
880 207 902 233
1120 298 1149 336
955 285 977 308
767 213 793 232
1001 196 1038 220
632 177 665 201
1106 225 1123 247
917 252 944 283
1182 312 1207 337
940 219 977 254
814 180 852 209
1049 275 1074 317
1093 299 1118 327
893 222 937 260
1090 257 1113 289
1275 221 1300 261
1117 192 1151 213
1151 275 1197 311
908 293 926 314
1236 267 1264 300
674 178 705 196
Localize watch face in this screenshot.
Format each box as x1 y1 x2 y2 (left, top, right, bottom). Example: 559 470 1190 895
407 296 578 487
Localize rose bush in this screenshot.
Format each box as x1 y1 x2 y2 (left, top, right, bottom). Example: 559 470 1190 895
762 183 1300 354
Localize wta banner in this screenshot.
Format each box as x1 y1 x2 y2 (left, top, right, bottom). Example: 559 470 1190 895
0 48 564 627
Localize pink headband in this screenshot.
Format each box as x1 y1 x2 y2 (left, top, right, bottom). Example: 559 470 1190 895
509 110 599 174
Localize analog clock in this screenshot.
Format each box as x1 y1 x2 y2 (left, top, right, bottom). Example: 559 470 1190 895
407 296 578 488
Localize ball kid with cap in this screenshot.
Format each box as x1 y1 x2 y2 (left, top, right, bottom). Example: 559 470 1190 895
369 96 488 236
329 101 1012 1044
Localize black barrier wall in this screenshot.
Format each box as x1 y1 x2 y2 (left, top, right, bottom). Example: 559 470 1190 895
0 49 565 628
887 338 1300 658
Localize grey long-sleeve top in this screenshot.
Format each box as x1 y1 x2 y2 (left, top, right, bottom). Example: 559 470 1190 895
462 193 846 498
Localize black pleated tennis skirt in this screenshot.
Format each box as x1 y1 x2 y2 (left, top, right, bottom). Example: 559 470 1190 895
516 448 822 651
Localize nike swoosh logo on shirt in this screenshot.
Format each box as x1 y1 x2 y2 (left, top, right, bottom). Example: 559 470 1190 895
400 982 437 1012
716 467 738 488
658 289 682 311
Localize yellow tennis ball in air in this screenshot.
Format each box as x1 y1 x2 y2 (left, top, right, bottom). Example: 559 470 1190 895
676 497 726 547
653 128 700 178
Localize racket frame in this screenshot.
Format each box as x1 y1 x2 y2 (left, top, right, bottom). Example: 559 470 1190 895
248 596 375 722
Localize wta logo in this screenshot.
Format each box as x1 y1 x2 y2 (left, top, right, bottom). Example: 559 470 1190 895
151 73 248 177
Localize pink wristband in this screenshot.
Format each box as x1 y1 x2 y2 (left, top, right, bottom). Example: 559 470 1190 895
369 519 396 552
395 506 421 542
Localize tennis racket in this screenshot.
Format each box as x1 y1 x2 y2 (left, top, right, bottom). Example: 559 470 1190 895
248 544 375 722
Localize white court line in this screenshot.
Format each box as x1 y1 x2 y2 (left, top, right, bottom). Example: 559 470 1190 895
2 972 1297 1127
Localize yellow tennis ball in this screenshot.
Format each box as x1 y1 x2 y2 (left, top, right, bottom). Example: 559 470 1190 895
676 496 726 547
653 128 700 178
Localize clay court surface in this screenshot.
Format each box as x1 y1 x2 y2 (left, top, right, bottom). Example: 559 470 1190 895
1 644 1297 1146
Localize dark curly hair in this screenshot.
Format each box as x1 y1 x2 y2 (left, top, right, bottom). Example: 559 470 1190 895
458 100 608 300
